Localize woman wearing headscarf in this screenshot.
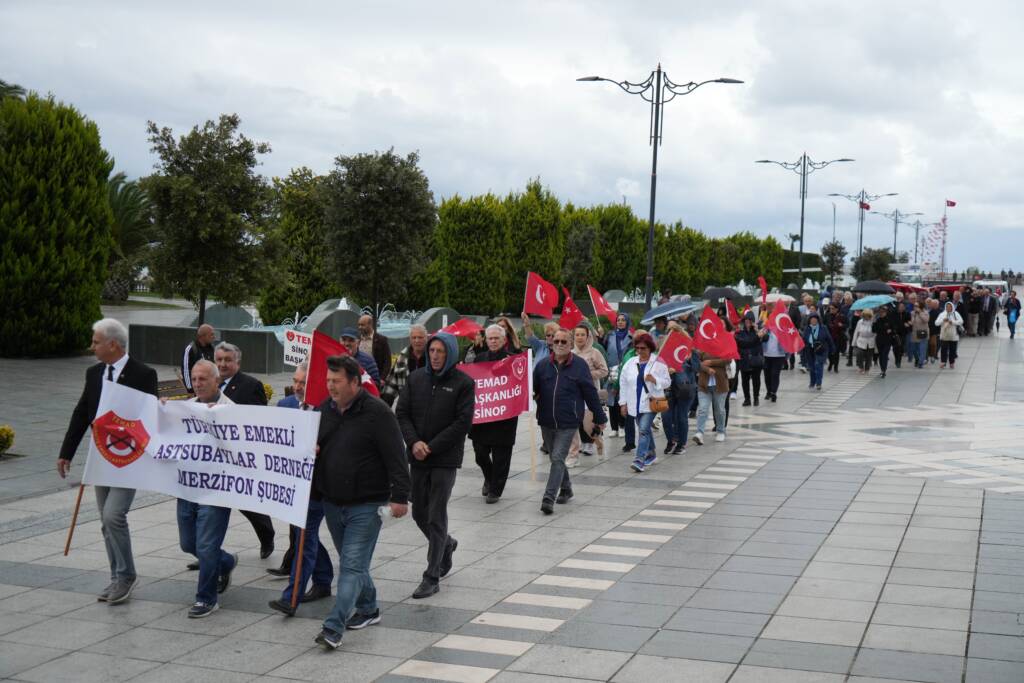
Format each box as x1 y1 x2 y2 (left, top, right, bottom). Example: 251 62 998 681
801 312 835 390
567 323 608 465
619 333 670 472
935 301 964 369
735 312 766 406
598 313 634 442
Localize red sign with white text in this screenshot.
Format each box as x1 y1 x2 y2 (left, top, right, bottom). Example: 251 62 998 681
458 353 531 424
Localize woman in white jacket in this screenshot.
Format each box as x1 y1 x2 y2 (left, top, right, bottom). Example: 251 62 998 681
935 301 964 369
851 308 876 374
618 332 671 473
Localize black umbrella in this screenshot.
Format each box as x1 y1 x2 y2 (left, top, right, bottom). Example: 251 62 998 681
852 280 895 294
703 286 742 300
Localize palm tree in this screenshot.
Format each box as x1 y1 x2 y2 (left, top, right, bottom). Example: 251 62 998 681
787 232 801 252
0 79 26 101
102 173 155 301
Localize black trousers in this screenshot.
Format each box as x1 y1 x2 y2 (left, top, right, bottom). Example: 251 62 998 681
877 342 892 372
411 467 457 584
740 369 761 403
241 510 275 547
474 441 514 497
764 357 785 396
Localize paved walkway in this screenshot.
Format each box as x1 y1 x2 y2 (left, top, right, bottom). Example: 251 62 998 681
0 323 1022 682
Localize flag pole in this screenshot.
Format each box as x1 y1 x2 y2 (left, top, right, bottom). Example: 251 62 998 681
289 528 307 610
63 483 86 556
528 349 536 482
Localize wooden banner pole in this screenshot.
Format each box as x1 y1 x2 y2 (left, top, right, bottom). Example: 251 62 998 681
63 483 86 556
289 528 307 610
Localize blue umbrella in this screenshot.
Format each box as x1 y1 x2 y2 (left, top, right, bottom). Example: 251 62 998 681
850 295 894 311
641 300 700 325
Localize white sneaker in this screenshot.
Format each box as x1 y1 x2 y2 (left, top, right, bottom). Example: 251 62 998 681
693 432 704 446
715 432 726 443
609 430 620 439
566 454 579 468
729 392 737 401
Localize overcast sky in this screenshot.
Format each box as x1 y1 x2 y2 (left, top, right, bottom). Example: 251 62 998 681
3 0 1021 273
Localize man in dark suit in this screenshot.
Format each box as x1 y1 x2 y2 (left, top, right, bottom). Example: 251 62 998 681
358 314 393 382
980 289 998 336
214 342 276 558
58 318 158 606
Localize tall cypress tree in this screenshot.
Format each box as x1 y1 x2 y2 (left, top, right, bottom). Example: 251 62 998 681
0 93 113 356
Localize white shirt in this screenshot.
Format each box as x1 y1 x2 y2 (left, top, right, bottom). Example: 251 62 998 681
194 392 234 406
106 354 130 383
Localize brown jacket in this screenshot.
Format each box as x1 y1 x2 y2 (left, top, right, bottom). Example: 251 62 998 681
696 352 730 394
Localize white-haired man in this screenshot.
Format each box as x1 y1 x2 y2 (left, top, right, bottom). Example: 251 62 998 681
57 318 158 605
381 324 429 406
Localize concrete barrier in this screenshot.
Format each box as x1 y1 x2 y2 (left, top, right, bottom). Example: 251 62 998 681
129 325 284 375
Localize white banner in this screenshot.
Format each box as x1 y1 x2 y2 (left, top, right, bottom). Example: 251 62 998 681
82 383 319 527
283 329 313 367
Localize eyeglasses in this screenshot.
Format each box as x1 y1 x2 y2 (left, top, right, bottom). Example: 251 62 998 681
552 340 570 345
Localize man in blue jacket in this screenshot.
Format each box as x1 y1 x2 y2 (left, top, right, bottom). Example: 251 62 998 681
533 327 607 514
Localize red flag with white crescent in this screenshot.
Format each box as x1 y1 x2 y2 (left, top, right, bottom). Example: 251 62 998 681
655 330 693 372
523 272 559 317
559 287 585 329
305 330 380 407
587 285 617 326
725 299 741 328
693 306 740 360
766 300 805 354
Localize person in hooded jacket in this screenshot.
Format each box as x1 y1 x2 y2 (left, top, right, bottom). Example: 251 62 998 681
470 325 520 504
735 312 766 406
801 312 835 390
396 332 475 600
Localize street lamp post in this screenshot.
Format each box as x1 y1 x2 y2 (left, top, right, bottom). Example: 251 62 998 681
755 154 854 279
828 190 898 279
904 219 932 264
578 65 742 308
869 209 923 261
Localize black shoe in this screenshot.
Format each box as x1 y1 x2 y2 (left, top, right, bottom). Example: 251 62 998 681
217 554 237 594
486 493 500 504
622 445 635 453
672 444 685 455
301 584 332 603
346 609 381 630
846 361 853 367
268 598 296 617
440 538 458 578
186 561 199 571
754 398 759 406
541 500 554 515
259 542 274 560
481 483 490 497
556 491 574 505
266 566 290 578
771 395 777 403
315 628 342 650
741 400 751 406
412 580 439 599
663 441 676 455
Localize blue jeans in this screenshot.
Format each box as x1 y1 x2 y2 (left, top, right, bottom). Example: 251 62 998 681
809 354 825 387
95 486 136 582
176 500 234 605
696 390 727 437
634 412 656 464
540 427 575 503
322 501 383 634
281 499 334 602
663 388 692 447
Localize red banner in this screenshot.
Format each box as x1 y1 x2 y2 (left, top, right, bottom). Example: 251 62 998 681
458 353 531 424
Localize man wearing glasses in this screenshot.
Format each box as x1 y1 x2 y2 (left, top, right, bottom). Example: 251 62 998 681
521 314 560 369
532 328 607 514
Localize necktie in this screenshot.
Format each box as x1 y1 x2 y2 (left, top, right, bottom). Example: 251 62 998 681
220 380 228 392
107 365 114 381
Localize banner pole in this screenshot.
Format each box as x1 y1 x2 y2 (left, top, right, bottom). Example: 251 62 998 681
63 483 86 556
289 528 307 610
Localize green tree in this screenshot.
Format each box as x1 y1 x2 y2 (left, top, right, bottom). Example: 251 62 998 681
322 149 436 309
143 114 276 323
257 167 335 323
1 93 114 356
853 247 897 281
504 179 563 310
591 203 644 293
433 193 508 313
0 79 26 101
820 239 848 282
102 172 154 302
561 205 600 297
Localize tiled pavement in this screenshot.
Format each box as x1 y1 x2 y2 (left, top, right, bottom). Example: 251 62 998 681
1 313 1023 681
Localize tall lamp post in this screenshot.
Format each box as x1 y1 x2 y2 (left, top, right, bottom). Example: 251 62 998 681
755 154 854 279
869 209 923 261
904 218 932 264
578 65 743 308
828 190 898 279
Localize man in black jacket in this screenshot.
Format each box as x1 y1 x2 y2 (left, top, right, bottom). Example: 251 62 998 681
312 355 410 650
214 342 276 558
57 318 158 605
396 332 475 600
181 324 216 394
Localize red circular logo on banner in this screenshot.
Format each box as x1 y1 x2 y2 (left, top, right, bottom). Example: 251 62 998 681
286 330 295 342
92 411 150 468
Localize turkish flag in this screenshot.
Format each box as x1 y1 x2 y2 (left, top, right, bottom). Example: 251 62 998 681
523 272 559 317
440 318 483 339
305 330 380 407
587 285 617 326
559 288 585 329
757 276 768 307
656 330 693 371
766 300 805 354
725 299 741 328
859 201 871 210
946 199 957 207
693 306 740 360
